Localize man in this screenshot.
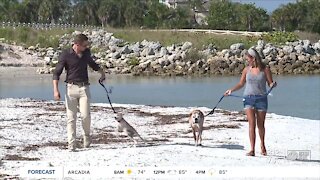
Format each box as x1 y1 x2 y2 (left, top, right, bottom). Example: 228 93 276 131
53 33 105 152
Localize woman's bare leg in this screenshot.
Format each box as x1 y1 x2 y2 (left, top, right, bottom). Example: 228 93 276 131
245 108 256 156
257 111 267 155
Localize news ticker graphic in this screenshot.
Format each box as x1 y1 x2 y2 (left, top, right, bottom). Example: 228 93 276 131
20 166 320 178
287 150 311 160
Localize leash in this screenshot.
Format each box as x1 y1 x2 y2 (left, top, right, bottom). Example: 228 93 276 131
229 85 275 99
205 85 275 117
205 95 225 117
99 80 117 114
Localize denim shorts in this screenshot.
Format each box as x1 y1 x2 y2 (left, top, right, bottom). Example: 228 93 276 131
243 95 268 112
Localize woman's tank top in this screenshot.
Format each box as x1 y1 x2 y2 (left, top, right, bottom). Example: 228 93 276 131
243 67 267 96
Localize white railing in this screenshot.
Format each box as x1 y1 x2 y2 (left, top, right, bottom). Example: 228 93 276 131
2 22 264 36
1 22 98 30
144 29 264 36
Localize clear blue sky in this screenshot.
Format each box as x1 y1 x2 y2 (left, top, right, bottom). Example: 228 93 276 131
231 0 297 13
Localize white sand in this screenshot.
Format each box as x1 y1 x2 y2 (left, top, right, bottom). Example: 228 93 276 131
0 98 319 179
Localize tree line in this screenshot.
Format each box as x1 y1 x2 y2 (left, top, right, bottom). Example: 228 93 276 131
0 0 319 33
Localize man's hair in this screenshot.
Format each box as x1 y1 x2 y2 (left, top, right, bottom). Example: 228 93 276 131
73 34 88 44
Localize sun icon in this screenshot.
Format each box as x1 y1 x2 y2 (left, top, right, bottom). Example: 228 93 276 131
127 169 132 175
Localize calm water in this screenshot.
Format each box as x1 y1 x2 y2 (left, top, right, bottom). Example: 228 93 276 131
0 73 319 120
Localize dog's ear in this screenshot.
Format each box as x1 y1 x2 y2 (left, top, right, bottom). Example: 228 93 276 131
116 113 123 119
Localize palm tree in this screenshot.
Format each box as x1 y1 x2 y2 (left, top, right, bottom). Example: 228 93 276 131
20 0 42 23
73 0 100 25
123 0 145 27
38 0 70 23
0 0 19 21
98 0 124 27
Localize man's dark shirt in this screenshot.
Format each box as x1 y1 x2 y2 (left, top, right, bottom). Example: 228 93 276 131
53 48 100 83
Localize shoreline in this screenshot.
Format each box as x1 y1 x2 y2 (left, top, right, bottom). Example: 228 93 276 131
1 66 320 77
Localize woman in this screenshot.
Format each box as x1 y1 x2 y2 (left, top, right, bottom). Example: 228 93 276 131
224 48 277 156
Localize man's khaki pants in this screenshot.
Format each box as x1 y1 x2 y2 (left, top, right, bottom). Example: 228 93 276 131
65 83 91 149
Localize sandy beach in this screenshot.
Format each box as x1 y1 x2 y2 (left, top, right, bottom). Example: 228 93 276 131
0 98 319 179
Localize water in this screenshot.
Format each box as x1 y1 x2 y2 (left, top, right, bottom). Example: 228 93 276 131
0 73 319 120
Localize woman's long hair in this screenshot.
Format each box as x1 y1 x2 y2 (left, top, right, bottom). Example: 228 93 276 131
247 48 266 70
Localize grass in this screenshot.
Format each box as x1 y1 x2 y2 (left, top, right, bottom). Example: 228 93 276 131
108 28 259 50
0 27 73 48
1 27 319 50
294 31 320 43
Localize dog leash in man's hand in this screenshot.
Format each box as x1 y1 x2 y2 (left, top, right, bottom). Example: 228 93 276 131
99 80 117 114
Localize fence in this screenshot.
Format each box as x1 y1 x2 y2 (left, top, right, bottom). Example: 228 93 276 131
146 29 264 36
1 22 98 30
1 22 264 36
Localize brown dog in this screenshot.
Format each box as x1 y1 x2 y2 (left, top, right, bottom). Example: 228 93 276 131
189 110 204 146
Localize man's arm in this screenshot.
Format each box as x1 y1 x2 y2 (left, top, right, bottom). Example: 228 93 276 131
52 52 66 100
86 49 105 82
53 80 60 100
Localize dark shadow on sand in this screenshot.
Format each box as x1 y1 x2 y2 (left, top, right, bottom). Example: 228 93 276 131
93 142 245 150
289 159 320 163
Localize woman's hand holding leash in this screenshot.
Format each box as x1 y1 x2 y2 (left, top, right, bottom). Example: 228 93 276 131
224 89 232 96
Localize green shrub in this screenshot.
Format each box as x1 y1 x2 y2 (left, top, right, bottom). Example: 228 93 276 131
127 57 140 66
17 27 31 44
0 28 14 42
262 31 298 45
185 48 207 63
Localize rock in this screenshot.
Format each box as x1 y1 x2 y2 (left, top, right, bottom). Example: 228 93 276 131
230 43 245 51
111 52 121 59
141 48 155 57
159 47 168 56
294 45 304 53
72 31 82 35
121 45 131 54
149 41 162 51
28 46 36 51
289 53 297 62
181 42 192 51
131 42 142 53
283 45 294 54
121 67 131 74
257 40 265 48
167 44 176 52
0 44 4 53
44 57 51 64
230 43 244 56
298 55 309 62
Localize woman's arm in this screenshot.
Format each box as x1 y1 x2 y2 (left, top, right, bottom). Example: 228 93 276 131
264 67 277 87
224 67 247 95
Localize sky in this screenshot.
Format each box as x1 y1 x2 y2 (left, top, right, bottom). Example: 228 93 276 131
231 0 297 13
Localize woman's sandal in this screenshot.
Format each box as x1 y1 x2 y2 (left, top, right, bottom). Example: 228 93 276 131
246 151 255 156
